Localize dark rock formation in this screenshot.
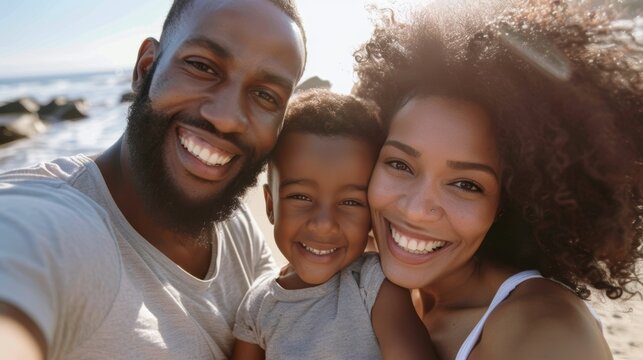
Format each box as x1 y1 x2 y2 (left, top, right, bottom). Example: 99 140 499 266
295 76 332 92
38 96 68 116
39 97 88 121
0 98 40 114
0 114 46 145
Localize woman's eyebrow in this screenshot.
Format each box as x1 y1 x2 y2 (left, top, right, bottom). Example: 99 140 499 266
384 140 421 158
447 160 498 180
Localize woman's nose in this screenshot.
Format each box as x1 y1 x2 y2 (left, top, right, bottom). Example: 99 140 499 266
397 181 442 223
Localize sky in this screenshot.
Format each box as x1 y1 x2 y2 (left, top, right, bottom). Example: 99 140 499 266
0 0 426 94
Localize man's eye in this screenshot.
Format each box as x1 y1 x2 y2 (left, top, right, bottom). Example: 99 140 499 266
452 180 483 193
252 89 281 110
186 60 218 76
253 90 276 103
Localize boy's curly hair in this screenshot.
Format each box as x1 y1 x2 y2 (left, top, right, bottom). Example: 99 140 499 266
353 0 643 299
267 89 384 186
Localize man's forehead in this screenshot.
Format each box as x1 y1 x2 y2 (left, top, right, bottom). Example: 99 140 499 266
168 0 305 78
181 0 294 33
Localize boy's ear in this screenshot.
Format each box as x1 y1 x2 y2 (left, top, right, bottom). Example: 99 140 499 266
132 37 160 93
263 184 274 225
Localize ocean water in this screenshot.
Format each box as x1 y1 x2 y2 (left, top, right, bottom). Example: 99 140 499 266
0 70 133 171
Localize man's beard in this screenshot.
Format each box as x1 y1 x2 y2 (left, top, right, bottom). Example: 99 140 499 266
124 67 269 243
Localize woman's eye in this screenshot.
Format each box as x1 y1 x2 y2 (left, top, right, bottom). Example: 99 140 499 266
386 160 412 173
452 180 483 193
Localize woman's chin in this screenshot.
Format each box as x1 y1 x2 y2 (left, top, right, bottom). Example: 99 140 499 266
379 256 430 289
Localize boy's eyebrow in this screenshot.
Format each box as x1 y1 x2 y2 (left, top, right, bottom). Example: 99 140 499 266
279 179 368 192
341 184 368 192
280 178 313 188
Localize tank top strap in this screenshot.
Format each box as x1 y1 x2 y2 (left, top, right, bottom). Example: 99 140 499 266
455 270 542 360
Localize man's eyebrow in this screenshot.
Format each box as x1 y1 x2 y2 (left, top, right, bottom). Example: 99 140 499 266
383 140 421 158
183 37 295 92
257 70 295 92
447 160 499 179
184 37 230 60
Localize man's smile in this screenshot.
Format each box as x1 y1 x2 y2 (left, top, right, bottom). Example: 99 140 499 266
174 126 243 182
178 129 234 167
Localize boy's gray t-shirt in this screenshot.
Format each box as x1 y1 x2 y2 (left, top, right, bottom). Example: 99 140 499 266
0 154 277 359
233 252 385 360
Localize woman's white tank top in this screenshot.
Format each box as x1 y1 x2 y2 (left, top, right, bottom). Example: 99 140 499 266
455 270 542 360
454 270 601 360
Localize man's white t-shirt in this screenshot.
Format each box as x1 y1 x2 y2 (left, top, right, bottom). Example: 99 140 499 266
0 155 277 359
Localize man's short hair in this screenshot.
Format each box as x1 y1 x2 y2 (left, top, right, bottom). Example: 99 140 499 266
160 0 307 62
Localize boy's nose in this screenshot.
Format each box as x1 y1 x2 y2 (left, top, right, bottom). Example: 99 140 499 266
307 205 339 235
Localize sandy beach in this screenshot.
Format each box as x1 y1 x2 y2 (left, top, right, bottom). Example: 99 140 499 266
244 173 643 359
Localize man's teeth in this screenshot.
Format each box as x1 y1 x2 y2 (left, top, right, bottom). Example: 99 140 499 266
179 135 233 166
301 242 337 256
391 226 446 254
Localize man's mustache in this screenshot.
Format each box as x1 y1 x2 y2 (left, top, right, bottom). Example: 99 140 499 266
175 116 253 157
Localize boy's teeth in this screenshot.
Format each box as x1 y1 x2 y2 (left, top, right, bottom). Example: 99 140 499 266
179 134 233 166
391 226 446 254
301 243 337 256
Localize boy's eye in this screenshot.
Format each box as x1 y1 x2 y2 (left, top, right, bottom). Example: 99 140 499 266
288 194 311 202
451 180 483 193
340 199 364 207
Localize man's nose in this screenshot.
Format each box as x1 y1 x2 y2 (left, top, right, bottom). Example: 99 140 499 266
199 84 249 134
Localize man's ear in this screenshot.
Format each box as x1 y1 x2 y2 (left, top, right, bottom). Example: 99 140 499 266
263 184 275 225
132 37 160 93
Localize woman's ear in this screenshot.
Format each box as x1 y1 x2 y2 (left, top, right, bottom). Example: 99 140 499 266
132 37 160 93
263 184 275 224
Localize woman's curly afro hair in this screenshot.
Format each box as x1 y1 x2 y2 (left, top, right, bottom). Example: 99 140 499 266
353 0 643 299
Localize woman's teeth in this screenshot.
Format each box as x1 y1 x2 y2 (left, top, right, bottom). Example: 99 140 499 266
179 135 233 166
301 242 337 256
391 226 446 254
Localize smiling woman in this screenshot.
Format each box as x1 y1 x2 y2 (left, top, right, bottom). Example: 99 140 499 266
354 0 642 359
369 97 502 288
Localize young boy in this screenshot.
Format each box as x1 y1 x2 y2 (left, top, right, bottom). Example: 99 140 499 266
231 90 434 359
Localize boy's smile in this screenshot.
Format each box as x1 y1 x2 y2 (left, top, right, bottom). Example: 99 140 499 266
264 133 377 288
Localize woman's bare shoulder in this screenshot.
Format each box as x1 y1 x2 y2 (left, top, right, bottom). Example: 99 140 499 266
471 278 612 360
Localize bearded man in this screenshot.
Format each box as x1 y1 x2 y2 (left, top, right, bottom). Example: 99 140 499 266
0 0 306 358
